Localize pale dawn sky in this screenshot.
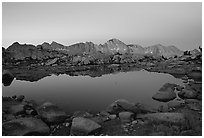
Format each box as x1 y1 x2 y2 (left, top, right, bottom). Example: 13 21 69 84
2 2 202 50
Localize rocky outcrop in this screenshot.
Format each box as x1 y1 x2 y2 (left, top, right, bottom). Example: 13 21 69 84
190 49 201 56
6 42 42 60
2 117 50 136
51 41 66 50
37 42 52 51
5 42 65 61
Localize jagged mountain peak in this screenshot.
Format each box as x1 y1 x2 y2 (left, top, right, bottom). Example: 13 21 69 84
107 38 125 44
42 42 50 46
51 41 59 45
12 42 20 45
100 38 128 54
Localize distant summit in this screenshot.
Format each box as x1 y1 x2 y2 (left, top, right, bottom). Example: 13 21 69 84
98 38 129 54
145 44 183 58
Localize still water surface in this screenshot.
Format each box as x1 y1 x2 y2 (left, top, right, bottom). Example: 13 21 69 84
2 70 184 114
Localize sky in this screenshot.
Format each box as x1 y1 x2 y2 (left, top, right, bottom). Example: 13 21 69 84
2 2 202 50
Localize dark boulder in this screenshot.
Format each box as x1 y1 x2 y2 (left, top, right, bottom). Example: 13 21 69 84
70 117 101 136
36 102 68 124
152 83 177 102
2 70 14 86
187 70 202 81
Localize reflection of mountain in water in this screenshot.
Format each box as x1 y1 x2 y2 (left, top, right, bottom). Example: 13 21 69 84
3 64 142 85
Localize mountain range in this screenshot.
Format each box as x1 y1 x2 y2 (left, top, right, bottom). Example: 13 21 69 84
7 38 183 57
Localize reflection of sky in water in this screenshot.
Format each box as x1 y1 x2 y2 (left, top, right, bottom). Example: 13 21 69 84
2 70 184 114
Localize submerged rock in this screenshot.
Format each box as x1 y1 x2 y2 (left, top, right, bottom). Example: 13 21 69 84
2 117 50 136
36 102 67 124
152 83 177 102
70 117 101 136
2 70 14 86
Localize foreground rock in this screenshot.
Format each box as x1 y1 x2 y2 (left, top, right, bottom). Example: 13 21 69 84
135 103 158 113
8 103 25 115
2 98 25 115
152 83 177 102
106 99 158 115
137 112 185 124
36 102 68 124
2 93 202 136
2 117 50 136
178 87 198 99
187 70 202 81
119 111 135 123
70 117 101 136
106 99 138 114
167 100 184 109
